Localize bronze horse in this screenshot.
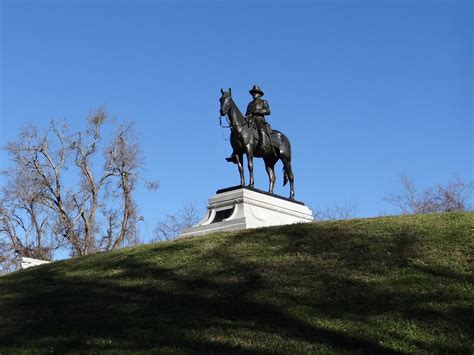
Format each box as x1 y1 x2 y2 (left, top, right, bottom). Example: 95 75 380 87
219 88 295 199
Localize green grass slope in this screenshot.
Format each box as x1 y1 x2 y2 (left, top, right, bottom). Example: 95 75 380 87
0 212 472 354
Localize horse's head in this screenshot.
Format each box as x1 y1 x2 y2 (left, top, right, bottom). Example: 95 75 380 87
219 88 232 116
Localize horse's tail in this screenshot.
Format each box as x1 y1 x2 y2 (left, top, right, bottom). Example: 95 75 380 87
283 166 289 186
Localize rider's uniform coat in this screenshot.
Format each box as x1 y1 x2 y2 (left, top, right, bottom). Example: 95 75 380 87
246 98 271 131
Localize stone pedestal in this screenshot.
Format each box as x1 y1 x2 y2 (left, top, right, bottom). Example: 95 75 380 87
19 257 51 270
180 186 314 237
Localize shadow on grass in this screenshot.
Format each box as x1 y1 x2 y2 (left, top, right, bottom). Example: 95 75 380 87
0 216 472 353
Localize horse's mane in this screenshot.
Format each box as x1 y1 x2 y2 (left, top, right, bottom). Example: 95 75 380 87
229 96 245 121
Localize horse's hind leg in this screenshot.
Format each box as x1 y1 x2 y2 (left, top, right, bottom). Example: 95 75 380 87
246 148 255 187
235 153 245 186
264 158 277 194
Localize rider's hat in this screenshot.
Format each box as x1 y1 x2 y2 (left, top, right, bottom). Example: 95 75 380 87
249 85 264 96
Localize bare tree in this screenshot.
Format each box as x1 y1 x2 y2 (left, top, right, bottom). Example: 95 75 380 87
384 173 473 214
154 203 200 241
0 195 52 260
0 200 22 274
312 201 357 221
0 239 17 274
0 138 57 272
3 119 98 256
383 174 418 214
1 108 153 262
1 123 65 259
100 122 143 250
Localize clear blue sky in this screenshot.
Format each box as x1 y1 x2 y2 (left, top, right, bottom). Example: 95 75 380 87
1 0 472 242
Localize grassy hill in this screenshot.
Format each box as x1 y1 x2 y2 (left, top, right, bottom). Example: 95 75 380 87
0 212 472 354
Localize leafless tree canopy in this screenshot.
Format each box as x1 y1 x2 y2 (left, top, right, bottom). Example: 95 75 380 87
0 108 151 269
0 237 18 274
1 124 59 264
154 203 201 241
384 174 473 214
312 201 358 221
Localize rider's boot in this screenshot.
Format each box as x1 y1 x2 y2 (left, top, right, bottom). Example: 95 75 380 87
256 129 265 153
226 153 237 163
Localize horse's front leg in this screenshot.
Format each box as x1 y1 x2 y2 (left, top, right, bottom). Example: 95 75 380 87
235 153 245 186
246 147 254 187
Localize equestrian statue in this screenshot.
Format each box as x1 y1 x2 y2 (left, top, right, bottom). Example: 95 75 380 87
219 85 295 199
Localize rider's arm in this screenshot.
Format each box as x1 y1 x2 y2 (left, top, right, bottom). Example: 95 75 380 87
259 100 271 116
245 103 252 116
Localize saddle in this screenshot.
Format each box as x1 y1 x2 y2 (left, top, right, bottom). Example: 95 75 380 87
246 116 272 144
253 122 281 155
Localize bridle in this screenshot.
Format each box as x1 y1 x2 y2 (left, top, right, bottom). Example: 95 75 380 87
219 95 249 129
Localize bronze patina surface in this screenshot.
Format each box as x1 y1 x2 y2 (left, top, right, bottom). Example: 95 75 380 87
219 87 295 199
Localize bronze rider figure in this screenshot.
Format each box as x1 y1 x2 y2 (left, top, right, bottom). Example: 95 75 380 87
226 85 272 162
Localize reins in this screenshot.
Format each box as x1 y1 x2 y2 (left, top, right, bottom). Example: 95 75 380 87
219 115 248 129
219 115 231 128
219 115 231 141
